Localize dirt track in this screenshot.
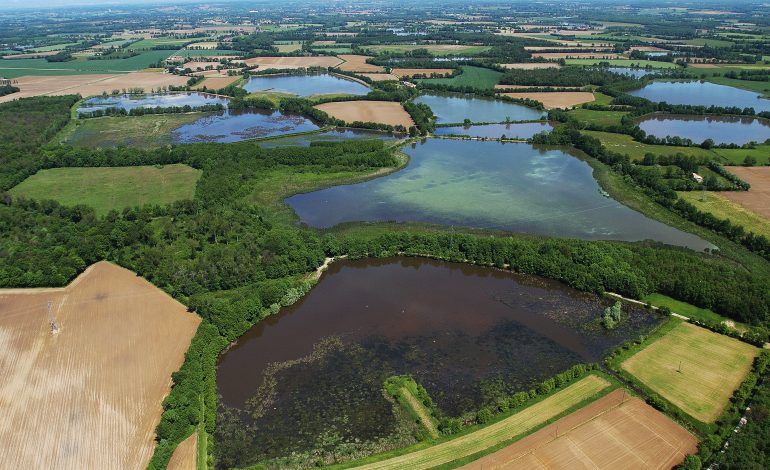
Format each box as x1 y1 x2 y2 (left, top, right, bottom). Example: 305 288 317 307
0 261 200 469
461 389 697 469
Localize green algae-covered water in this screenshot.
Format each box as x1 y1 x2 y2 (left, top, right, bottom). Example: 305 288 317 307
286 139 712 250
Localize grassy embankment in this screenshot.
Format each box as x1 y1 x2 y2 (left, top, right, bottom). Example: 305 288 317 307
9 164 201 216
384 376 439 439
336 374 612 470
641 292 751 331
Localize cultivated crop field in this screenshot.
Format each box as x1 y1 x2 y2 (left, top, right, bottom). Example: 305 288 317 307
350 375 611 469
0 72 189 102
315 100 414 127
721 166 770 220
240 56 343 69
678 191 770 239
622 321 758 422
0 51 174 77
419 65 502 89
0 262 200 469
337 55 386 73
10 164 202 215
463 389 697 469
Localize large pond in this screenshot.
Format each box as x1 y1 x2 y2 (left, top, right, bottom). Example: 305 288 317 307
415 93 545 124
638 114 770 145
628 81 770 112
242 73 370 96
171 109 319 143
216 257 662 467
286 139 712 250
433 122 553 139
260 128 400 148
77 92 228 114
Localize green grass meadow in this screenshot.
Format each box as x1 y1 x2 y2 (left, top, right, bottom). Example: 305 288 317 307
10 164 202 216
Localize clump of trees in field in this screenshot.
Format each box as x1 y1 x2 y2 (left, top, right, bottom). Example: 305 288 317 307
601 301 623 329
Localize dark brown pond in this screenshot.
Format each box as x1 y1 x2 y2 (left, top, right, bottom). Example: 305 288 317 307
215 257 661 467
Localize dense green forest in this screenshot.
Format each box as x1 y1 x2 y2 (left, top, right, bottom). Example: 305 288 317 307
2 74 770 468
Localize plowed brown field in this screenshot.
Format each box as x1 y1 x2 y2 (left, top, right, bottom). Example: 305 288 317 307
722 166 770 220
0 261 200 469
461 389 697 470
167 432 198 470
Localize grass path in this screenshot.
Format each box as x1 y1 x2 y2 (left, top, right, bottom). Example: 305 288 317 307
352 375 610 469
399 386 439 439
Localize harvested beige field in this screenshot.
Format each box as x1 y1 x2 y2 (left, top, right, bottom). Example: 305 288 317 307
532 52 625 59
315 100 414 127
391 68 454 78
501 91 595 109
0 72 189 102
462 389 697 470
312 40 337 46
358 73 399 81
239 56 343 70
0 261 201 469
185 41 219 49
194 75 240 89
337 54 385 73
182 61 222 71
688 63 720 68
167 432 198 470
722 166 770 220
500 63 561 70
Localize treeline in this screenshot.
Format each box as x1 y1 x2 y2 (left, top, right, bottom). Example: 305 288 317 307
500 66 640 87
531 125 770 263
0 85 19 97
77 103 225 118
0 95 78 191
322 230 770 327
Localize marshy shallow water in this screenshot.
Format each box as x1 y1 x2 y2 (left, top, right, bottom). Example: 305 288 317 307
216 257 662 465
77 92 228 114
286 139 712 250
242 73 371 96
170 109 320 143
637 114 770 145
